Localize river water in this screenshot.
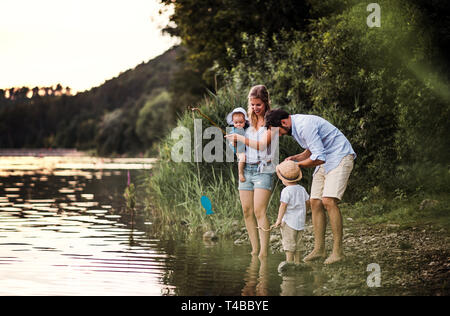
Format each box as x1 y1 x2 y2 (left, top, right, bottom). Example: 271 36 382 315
0 156 324 296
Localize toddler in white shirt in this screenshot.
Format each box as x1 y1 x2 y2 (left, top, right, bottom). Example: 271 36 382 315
271 160 310 266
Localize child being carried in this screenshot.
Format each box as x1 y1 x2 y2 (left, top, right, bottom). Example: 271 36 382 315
226 107 249 182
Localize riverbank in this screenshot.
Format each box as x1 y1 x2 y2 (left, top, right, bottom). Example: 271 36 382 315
0 148 86 157
231 198 450 296
146 153 449 295
146 175 449 296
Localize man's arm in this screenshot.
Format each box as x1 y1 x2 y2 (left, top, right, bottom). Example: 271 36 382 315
297 158 324 168
286 149 324 168
285 149 311 162
298 123 326 168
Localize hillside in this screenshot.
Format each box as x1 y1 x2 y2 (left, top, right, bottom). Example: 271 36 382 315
0 46 181 156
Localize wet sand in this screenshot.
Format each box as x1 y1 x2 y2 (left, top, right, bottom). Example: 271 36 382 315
266 219 450 295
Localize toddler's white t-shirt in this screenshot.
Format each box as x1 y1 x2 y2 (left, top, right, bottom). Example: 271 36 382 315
280 184 310 231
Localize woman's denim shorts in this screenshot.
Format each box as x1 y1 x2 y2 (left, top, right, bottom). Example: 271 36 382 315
238 164 274 191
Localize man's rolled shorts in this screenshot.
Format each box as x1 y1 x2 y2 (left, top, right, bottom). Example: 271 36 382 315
310 154 354 200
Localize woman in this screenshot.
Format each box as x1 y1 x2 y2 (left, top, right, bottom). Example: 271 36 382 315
226 85 274 258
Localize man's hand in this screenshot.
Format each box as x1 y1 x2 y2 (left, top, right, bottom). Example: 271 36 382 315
284 150 311 162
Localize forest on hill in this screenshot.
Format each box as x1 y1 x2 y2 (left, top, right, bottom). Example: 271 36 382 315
0 46 183 156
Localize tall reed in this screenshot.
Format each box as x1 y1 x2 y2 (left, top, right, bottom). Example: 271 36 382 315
145 87 285 236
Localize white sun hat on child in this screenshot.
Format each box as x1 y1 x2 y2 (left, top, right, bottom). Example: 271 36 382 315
276 160 303 183
226 107 249 125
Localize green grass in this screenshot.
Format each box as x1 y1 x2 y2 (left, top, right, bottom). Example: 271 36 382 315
145 153 286 237
143 87 278 237
146 141 449 237
342 192 450 231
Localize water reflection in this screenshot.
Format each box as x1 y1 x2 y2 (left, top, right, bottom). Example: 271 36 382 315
242 256 269 296
0 158 169 295
0 156 328 296
279 265 315 296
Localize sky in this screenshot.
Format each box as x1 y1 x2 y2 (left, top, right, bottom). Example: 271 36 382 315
0 0 178 93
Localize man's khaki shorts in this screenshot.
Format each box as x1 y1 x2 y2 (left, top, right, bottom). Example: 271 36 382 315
310 154 354 200
281 222 304 252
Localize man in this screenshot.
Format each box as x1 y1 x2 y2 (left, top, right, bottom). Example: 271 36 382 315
265 109 356 264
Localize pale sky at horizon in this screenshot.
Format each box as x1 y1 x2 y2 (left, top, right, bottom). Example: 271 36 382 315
0 0 178 93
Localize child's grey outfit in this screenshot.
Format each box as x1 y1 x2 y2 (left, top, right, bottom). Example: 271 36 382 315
280 184 309 252
228 126 246 154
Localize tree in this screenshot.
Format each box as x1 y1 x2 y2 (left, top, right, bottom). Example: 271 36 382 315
136 90 171 144
55 84 63 96
32 87 40 98
160 0 311 87
8 88 15 100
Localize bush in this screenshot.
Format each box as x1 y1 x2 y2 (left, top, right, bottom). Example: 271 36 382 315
147 0 449 233
146 87 314 235
136 90 172 148
146 88 245 234
220 0 450 200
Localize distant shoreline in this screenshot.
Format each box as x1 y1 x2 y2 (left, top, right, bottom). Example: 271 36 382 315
0 153 157 172
0 148 85 157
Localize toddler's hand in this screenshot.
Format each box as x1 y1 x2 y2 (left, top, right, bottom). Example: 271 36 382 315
271 220 282 230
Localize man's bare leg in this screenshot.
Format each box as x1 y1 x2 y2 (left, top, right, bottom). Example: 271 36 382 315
322 197 344 264
304 198 327 262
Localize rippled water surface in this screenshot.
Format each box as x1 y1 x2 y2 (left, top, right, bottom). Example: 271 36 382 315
0 156 321 296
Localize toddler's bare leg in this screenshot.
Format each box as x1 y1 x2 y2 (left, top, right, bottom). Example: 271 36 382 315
294 251 302 264
238 153 246 182
285 251 294 263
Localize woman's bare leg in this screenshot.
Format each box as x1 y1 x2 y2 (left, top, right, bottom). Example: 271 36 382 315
239 190 259 255
253 188 272 258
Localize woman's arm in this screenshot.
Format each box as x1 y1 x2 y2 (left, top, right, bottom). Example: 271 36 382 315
225 128 272 151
